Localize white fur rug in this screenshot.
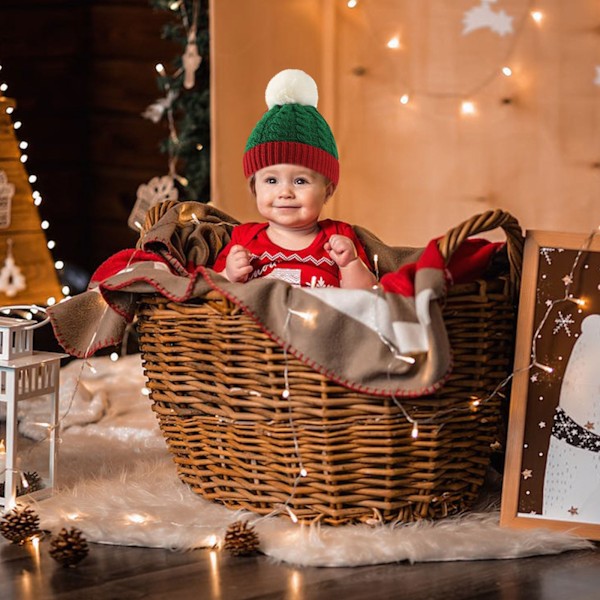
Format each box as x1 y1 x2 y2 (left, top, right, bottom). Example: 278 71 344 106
18 355 592 567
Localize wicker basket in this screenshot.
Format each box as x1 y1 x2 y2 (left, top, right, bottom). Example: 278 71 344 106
136 210 523 525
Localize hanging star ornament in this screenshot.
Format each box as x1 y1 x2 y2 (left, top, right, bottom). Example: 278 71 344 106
462 0 514 37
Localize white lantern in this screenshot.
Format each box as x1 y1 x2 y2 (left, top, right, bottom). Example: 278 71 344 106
0 308 66 510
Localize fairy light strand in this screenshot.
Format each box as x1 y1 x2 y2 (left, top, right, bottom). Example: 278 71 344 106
0 71 65 304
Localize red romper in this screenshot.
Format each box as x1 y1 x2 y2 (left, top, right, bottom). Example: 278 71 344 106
212 220 372 288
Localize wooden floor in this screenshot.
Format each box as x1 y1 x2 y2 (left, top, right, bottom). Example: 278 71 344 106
1 538 599 600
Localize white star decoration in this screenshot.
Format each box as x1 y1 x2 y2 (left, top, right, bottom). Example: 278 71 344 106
538 421 546 428
521 469 533 479
462 0 514 37
562 274 573 285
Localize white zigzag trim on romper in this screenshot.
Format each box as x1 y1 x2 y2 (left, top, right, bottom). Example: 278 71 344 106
253 251 336 267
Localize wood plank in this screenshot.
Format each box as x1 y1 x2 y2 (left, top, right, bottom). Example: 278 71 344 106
89 114 168 170
90 59 165 114
91 4 175 60
0 7 87 59
0 539 599 600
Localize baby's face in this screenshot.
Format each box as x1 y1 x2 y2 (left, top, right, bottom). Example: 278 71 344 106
254 164 333 232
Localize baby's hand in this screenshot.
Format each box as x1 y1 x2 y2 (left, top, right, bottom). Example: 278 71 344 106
225 245 253 282
325 234 358 268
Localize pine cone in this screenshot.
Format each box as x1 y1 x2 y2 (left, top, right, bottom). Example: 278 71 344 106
19 471 44 495
0 506 41 545
223 520 260 557
49 528 89 568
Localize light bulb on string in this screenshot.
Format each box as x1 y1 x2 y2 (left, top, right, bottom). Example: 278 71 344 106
531 11 543 24
387 36 401 50
19 154 28 163
28 175 37 184
19 141 27 150
41 220 49 230
411 422 419 439
47 240 56 250
461 101 477 116
155 63 166 75
13 121 22 130
5 106 14 115
0 83 7 93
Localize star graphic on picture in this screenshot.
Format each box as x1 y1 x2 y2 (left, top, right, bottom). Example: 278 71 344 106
568 506 579 516
562 274 573 285
585 421 595 430
538 421 546 429
530 373 539 383
521 469 533 479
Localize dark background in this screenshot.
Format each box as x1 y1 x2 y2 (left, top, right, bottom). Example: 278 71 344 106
0 0 175 282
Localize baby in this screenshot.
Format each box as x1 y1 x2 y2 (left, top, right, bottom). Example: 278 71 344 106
213 69 376 290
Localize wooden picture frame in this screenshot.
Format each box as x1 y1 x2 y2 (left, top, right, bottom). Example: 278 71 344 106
500 229 600 540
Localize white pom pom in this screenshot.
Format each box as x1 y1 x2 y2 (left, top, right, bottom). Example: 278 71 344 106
265 69 318 110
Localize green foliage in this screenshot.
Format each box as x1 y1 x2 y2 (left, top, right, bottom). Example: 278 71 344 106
150 0 210 202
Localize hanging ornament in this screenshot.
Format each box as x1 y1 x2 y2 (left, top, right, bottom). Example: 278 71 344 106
0 506 41 545
223 520 260 556
141 89 178 124
0 170 15 230
0 238 26 298
182 29 202 90
462 0 514 37
128 175 179 231
49 527 89 567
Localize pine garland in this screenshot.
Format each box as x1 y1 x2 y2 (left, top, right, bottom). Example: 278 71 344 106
150 0 210 202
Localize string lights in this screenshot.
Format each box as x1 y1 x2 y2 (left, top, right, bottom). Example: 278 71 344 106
346 1 548 116
0 63 66 305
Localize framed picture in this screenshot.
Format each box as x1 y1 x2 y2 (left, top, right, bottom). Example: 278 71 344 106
500 229 600 540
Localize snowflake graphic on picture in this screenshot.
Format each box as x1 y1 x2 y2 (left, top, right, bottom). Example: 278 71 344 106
553 311 575 336
462 0 514 37
128 175 179 231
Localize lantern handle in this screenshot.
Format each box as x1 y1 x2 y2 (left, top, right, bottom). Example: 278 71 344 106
0 304 50 330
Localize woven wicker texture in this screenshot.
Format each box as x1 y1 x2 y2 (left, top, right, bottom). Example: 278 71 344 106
136 210 523 525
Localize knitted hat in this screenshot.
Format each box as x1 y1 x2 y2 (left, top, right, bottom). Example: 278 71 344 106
243 69 339 186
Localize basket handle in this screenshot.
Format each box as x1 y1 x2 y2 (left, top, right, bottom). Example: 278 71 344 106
437 209 524 295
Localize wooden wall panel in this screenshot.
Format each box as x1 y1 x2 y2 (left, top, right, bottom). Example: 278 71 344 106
0 0 175 278
211 0 600 246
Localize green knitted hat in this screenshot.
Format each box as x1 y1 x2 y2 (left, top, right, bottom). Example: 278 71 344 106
243 69 339 185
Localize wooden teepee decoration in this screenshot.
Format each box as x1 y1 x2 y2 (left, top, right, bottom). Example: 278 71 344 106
0 95 62 304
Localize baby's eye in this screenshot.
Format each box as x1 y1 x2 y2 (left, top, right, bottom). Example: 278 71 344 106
294 177 308 185
265 177 277 184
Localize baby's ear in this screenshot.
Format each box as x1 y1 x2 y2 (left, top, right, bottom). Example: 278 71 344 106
248 176 256 196
324 181 335 201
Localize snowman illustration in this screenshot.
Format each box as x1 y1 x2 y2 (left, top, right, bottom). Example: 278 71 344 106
542 314 600 522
